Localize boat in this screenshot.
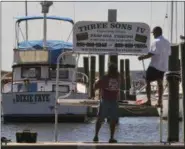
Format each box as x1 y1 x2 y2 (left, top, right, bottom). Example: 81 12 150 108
135 77 183 119
1 15 91 123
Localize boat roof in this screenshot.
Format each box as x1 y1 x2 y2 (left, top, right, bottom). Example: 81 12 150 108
15 16 74 24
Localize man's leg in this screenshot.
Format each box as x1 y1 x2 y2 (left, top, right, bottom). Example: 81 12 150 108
145 67 156 106
93 100 106 142
109 120 117 141
146 80 151 105
93 117 103 141
157 79 163 107
109 101 119 143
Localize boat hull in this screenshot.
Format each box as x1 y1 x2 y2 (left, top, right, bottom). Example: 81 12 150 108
2 91 91 123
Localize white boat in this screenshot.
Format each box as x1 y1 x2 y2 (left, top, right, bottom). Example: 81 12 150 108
1 15 91 123
135 79 183 119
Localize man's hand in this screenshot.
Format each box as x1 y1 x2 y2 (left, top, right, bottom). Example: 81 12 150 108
138 55 144 61
89 96 95 100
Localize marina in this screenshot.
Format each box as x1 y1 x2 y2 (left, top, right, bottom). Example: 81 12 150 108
1 1 185 149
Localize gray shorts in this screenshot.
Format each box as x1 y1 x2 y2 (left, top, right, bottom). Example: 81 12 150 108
97 99 119 121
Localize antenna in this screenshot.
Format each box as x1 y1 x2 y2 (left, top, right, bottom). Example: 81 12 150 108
73 2 76 23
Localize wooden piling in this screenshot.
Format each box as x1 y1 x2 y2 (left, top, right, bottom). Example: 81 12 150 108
120 59 125 100
180 42 185 143
125 59 131 100
108 9 118 71
99 55 105 98
90 56 96 98
166 45 181 142
83 57 89 84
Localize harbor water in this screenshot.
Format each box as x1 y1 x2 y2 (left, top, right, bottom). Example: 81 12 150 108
1 117 183 142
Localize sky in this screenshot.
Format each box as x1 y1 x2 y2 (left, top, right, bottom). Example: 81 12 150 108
1 0 184 71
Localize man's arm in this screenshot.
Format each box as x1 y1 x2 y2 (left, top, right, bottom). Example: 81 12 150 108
138 40 159 60
138 52 154 60
91 79 102 98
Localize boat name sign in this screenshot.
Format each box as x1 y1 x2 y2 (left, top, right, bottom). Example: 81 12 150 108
13 94 50 104
73 21 150 55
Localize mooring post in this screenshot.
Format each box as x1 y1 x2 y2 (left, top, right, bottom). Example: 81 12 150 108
90 56 96 98
99 55 105 98
120 59 125 100
125 59 131 100
84 56 91 117
107 9 119 124
180 42 185 143
108 9 118 69
166 44 181 142
83 57 89 84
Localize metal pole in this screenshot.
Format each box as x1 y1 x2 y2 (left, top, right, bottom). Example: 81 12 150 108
40 1 53 50
25 0 28 41
43 13 47 49
170 1 174 43
175 1 177 43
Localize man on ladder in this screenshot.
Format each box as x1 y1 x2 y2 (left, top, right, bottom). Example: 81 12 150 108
138 26 171 107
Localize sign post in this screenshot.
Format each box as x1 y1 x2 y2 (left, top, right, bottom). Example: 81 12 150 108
108 9 118 69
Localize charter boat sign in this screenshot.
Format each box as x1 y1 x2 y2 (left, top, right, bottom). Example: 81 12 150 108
73 21 150 55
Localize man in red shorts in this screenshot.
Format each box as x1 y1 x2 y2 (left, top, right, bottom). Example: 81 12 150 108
92 63 120 143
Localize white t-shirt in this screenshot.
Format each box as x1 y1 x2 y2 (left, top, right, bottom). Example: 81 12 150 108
149 35 171 72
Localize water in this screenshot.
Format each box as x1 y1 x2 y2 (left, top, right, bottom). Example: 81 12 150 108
1 117 184 142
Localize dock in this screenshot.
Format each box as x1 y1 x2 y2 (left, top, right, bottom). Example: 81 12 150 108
2 142 184 149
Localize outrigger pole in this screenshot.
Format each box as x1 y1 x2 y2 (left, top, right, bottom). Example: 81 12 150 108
40 1 53 50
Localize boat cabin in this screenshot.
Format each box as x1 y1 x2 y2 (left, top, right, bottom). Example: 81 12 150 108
3 16 80 94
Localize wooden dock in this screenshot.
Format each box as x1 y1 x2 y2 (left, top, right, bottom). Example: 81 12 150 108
2 142 184 149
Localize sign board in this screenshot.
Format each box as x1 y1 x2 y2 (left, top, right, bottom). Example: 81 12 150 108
73 21 150 55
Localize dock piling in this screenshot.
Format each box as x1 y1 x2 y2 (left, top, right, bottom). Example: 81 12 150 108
90 56 96 98
125 59 131 100
180 42 185 143
108 9 118 71
83 57 89 84
166 45 181 142
120 59 125 100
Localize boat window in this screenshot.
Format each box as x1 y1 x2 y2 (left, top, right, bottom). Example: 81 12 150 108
49 67 69 79
52 85 69 93
21 67 41 79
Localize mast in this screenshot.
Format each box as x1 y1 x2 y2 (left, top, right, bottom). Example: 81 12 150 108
40 1 53 50
170 1 174 43
175 1 177 43
25 0 28 41
180 1 185 40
